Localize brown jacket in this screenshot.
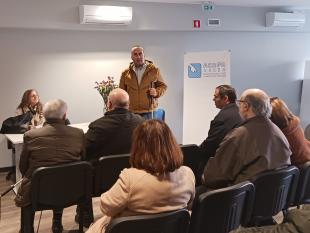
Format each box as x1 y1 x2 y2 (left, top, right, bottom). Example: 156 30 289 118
15 118 85 207
119 61 167 113
203 116 291 189
282 117 310 165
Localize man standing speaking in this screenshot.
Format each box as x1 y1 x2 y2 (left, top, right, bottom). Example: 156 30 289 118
119 45 167 119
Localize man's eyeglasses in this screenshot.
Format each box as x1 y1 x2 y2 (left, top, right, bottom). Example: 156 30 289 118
236 100 247 106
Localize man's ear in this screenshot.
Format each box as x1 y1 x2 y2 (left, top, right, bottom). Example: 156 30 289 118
223 95 229 103
62 113 67 120
243 102 250 111
108 100 113 111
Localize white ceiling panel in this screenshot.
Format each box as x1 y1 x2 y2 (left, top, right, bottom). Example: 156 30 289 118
121 0 310 9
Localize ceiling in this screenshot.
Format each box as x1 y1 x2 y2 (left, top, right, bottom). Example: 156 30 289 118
122 0 310 9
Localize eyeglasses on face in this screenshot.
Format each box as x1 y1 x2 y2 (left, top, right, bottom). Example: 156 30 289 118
236 100 247 106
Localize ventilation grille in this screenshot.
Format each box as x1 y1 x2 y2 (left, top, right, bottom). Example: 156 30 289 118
208 18 221 26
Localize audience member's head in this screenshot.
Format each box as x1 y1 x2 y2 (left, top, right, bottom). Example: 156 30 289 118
18 89 41 109
43 99 67 120
131 45 145 68
238 88 271 120
107 88 130 111
270 97 294 129
213 85 237 109
130 120 183 175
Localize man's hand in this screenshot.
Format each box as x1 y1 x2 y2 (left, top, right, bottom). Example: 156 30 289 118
149 88 157 97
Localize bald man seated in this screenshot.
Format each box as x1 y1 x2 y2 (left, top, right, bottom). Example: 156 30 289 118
85 88 144 160
202 88 292 189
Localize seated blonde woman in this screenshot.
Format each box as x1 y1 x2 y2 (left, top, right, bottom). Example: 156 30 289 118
270 97 310 165
87 120 195 233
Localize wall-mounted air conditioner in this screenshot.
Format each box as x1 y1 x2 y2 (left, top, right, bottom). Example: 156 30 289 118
266 12 306 27
79 5 132 25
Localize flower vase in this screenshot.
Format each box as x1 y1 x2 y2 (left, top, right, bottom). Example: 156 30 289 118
102 95 108 114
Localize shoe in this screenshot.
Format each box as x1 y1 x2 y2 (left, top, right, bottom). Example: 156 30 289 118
19 228 34 233
74 214 93 228
52 222 63 233
258 218 277 226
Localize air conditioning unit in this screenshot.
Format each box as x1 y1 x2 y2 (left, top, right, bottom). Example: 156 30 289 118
266 12 306 27
79 5 132 25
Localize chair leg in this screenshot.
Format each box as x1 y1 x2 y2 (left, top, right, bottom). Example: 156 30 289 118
79 204 84 233
20 205 35 233
75 199 94 228
52 208 64 233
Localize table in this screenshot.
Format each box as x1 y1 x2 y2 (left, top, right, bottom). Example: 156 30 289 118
4 122 89 190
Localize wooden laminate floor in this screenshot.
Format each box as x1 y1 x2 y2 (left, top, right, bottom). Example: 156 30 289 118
0 172 102 233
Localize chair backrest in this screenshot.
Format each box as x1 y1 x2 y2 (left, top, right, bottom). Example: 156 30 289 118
189 181 255 233
181 144 203 186
106 209 190 233
154 108 165 121
93 154 130 197
304 124 310 140
293 161 310 206
31 161 93 211
248 165 299 226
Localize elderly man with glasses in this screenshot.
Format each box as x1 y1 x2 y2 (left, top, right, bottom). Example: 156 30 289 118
202 88 291 189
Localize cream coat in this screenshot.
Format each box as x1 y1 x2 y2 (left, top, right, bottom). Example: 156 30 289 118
87 166 195 233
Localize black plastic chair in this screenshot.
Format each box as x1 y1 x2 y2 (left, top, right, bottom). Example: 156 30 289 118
93 154 130 197
189 181 255 233
292 161 310 207
106 209 190 233
248 165 299 226
31 161 93 232
181 144 204 186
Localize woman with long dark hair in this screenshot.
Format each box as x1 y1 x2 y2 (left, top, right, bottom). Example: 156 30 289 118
16 89 44 128
270 97 310 165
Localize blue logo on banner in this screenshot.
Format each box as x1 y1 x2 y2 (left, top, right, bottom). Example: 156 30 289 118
188 63 201 78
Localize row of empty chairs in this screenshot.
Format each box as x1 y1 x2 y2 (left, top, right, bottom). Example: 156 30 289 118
28 149 310 232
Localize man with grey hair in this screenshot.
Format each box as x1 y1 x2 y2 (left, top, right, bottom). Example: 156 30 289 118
85 88 144 160
202 88 291 189
16 99 85 233
42 98 68 119
119 45 167 119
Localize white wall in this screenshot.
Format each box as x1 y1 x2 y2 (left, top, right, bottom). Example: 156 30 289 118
300 61 310 128
0 1 310 167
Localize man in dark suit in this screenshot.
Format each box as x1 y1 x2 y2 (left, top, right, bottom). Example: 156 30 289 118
16 99 85 233
77 88 144 227
85 88 144 160
199 85 243 166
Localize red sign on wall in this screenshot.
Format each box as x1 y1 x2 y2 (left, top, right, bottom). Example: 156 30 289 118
193 20 200 28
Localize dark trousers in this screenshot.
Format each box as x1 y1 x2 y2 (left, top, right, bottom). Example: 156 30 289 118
192 185 210 211
20 205 63 233
137 112 153 120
